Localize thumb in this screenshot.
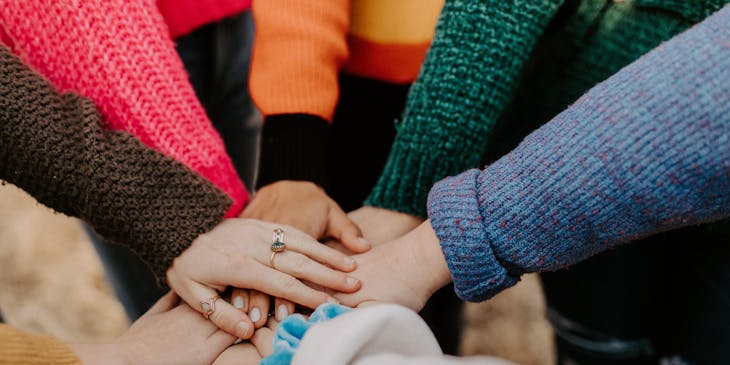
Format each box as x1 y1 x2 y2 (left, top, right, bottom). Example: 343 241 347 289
327 206 370 253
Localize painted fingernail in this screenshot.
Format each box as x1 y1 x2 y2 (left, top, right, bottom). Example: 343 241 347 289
250 307 261 322
233 296 244 309
358 237 371 248
236 321 253 338
276 304 289 321
347 277 360 288
327 297 340 304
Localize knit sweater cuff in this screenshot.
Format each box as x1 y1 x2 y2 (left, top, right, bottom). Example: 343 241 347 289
0 325 81 365
365 135 483 218
256 114 330 189
427 169 519 302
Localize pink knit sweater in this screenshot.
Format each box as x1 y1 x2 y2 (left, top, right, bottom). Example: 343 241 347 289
1 0 249 216
158 0 251 38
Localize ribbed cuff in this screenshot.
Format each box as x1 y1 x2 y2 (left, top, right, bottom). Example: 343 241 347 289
0 325 82 365
365 135 484 218
426 169 519 302
256 114 330 189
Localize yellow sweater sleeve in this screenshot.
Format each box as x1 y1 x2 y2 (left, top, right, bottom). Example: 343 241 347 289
0 325 82 365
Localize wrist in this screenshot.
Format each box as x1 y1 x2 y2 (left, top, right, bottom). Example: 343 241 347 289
408 220 452 297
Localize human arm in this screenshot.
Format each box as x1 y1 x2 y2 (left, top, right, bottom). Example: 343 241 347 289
0 0 247 216
244 0 369 250
364 0 565 217
339 6 730 305
0 292 235 365
0 44 359 338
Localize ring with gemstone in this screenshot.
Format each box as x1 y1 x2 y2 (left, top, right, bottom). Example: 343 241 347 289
271 228 286 252
200 295 220 320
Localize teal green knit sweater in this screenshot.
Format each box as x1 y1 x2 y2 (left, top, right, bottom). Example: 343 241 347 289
365 0 727 217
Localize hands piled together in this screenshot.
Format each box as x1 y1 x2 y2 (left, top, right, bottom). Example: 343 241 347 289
117 180 452 365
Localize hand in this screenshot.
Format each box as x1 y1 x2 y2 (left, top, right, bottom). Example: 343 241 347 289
166 218 361 338
241 181 372 324
348 206 424 245
334 221 452 311
70 292 235 365
243 181 371 252
212 318 277 365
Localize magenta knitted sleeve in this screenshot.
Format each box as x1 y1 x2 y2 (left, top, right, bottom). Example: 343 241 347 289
0 0 248 216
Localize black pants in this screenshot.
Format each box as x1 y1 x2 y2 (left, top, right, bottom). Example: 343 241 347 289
328 73 464 355
543 225 730 365
88 11 258 320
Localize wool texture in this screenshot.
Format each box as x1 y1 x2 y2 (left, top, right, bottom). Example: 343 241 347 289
0 45 231 284
366 0 727 217
0 325 81 365
0 0 248 217
427 5 730 301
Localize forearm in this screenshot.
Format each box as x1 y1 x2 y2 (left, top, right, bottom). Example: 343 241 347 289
0 45 230 283
0 0 247 216
428 6 730 301
366 0 564 216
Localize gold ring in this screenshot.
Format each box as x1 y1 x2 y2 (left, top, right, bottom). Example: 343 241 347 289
200 295 220 320
270 251 279 268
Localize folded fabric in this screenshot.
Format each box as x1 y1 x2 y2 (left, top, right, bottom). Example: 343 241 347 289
263 303 512 365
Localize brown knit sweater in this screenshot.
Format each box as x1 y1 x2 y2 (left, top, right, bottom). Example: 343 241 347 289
0 44 231 283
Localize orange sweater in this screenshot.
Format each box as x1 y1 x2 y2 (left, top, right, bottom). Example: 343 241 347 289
0 325 81 365
250 0 444 121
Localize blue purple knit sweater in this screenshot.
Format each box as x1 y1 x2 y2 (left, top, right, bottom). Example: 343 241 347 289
427 5 730 302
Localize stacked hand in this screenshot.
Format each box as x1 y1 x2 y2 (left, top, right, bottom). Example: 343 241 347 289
166 218 361 338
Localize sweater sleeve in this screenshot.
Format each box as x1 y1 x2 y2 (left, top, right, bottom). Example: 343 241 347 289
0 0 247 217
0 45 231 284
427 6 730 301
0 325 81 365
365 0 565 217
249 0 349 189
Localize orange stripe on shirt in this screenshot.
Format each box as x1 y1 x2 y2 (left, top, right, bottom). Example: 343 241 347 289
343 35 431 84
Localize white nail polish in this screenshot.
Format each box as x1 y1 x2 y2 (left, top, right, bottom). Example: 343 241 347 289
277 305 288 321
327 297 340 304
346 277 359 287
358 237 371 247
250 307 261 322
344 256 356 266
233 296 244 309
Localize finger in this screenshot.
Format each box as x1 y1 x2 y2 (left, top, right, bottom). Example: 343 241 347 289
327 206 370 253
248 290 270 328
250 326 275 358
282 229 357 272
225 263 338 309
187 281 255 339
230 288 250 313
273 251 361 293
143 291 179 316
273 297 294 321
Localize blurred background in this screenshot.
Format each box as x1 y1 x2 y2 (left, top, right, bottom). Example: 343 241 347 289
0 183 554 364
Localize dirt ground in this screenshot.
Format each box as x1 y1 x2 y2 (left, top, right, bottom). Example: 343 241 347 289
0 184 555 364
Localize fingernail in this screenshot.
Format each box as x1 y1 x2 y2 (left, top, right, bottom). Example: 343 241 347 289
233 296 244 309
236 321 252 338
276 304 288 321
358 237 371 248
344 256 357 267
327 297 340 304
250 307 261 322
346 277 359 288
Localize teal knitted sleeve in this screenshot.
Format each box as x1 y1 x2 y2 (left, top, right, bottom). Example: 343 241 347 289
365 0 564 217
